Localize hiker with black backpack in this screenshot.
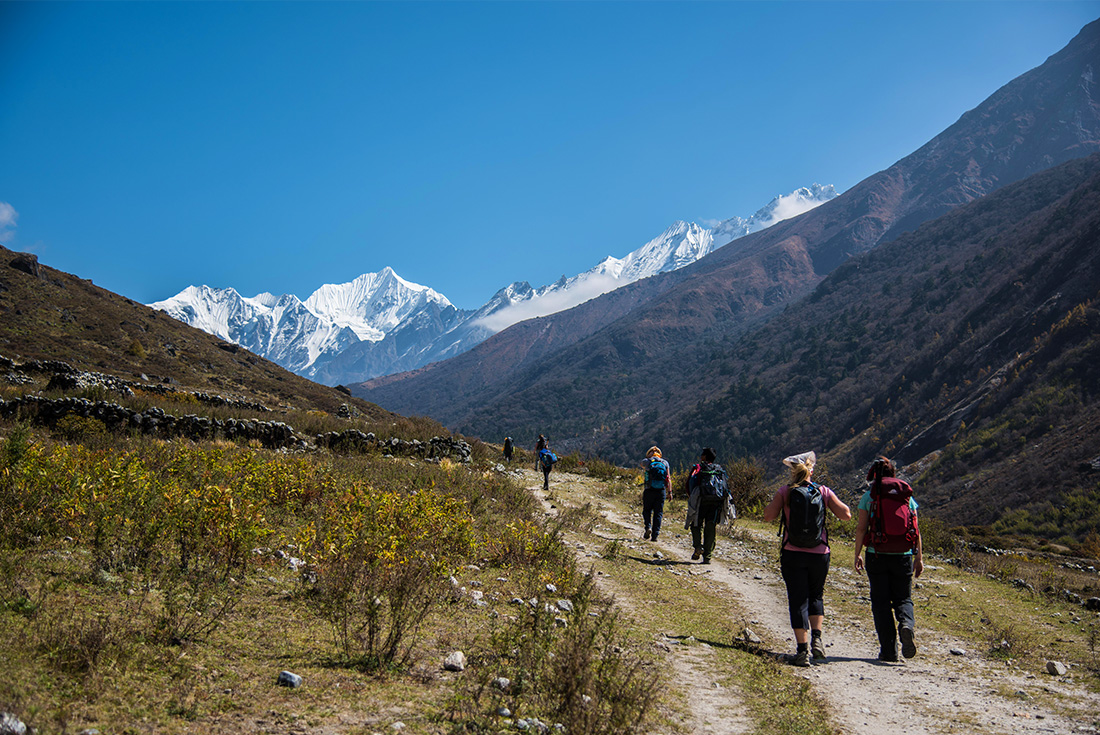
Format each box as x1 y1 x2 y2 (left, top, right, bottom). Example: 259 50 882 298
684 447 731 564
763 450 851 667
503 436 514 463
640 446 671 541
853 456 923 662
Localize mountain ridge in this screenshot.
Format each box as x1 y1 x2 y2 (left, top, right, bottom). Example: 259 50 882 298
151 185 836 385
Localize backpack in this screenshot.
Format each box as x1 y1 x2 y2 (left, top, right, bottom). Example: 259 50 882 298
694 464 728 506
782 482 827 549
646 458 669 489
868 478 918 553
539 449 557 470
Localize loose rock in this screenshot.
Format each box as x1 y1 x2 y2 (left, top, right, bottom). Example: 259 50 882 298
0 712 27 735
276 670 303 688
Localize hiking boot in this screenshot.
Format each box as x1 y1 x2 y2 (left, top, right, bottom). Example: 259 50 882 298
877 648 898 662
810 637 826 661
691 548 702 560
791 649 811 667
899 627 917 659
651 534 659 542
643 529 651 540
702 556 711 565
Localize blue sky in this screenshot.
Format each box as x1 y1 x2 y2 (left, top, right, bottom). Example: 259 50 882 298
2 1 1098 310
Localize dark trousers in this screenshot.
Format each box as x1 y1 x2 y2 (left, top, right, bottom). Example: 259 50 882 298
865 552 915 653
690 501 722 558
780 549 831 630
642 488 665 539
542 467 551 491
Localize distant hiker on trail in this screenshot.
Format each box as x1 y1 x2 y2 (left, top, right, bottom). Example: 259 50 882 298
537 440 558 492
684 447 730 564
763 450 851 667
853 456 923 662
640 446 671 542
535 434 547 469
503 436 514 463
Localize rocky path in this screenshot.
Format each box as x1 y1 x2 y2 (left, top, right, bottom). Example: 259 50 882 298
525 469 1100 735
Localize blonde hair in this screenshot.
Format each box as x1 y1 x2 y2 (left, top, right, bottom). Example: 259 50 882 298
789 462 813 485
783 450 816 486
647 446 662 459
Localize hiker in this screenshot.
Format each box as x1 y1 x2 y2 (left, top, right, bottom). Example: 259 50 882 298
535 434 547 469
537 441 557 492
684 447 730 564
763 450 851 667
640 446 671 541
853 456 924 662
503 436 514 463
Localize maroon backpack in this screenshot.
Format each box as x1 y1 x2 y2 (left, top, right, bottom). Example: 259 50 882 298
868 478 919 553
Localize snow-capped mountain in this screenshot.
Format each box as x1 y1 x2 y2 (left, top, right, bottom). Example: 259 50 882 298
150 267 468 381
469 184 837 333
150 184 836 385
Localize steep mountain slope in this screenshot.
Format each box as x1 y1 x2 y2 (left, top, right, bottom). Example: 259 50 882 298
645 153 1100 537
0 245 388 418
357 18 1100 448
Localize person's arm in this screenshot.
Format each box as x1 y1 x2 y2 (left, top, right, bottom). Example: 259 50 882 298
826 490 851 521
854 506 869 573
664 461 672 500
913 512 924 578
762 488 784 522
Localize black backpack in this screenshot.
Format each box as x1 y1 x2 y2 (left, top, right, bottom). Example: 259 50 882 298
694 464 728 506
781 482 827 548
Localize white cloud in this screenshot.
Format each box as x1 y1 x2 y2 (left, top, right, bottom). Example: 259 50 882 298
761 191 827 227
472 273 623 333
0 202 16 243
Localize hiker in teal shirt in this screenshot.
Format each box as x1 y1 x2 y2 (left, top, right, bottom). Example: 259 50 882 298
854 456 924 662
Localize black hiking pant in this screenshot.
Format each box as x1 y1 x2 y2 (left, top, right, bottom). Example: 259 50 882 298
865 552 915 654
690 500 722 559
780 549 830 630
542 466 551 491
642 488 665 540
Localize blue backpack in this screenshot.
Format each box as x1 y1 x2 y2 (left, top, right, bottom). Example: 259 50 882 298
539 449 557 470
646 458 669 489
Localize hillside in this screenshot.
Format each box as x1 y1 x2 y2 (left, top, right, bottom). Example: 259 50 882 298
614 153 1100 540
0 245 385 418
355 18 1100 454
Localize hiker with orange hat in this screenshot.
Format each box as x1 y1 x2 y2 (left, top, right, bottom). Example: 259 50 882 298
640 446 671 541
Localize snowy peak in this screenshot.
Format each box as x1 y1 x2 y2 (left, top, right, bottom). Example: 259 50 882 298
150 183 837 386
472 183 838 334
304 268 453 341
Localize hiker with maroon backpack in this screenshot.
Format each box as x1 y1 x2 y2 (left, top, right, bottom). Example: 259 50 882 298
854 456 924 662
763 451 851 667
640 446 671 542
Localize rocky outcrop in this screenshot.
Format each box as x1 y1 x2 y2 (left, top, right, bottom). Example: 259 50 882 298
8 252 40 279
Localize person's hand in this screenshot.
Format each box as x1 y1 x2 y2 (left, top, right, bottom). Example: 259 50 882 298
854 555 864 574
914 557 924 578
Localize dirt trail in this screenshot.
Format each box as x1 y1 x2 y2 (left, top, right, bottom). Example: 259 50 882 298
525 469 1099 735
